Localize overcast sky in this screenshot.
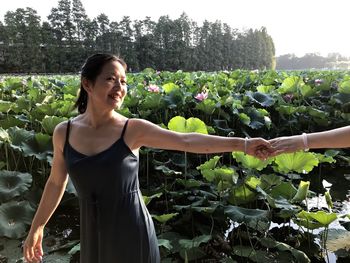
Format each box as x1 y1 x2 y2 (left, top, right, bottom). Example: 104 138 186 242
1 0 350 57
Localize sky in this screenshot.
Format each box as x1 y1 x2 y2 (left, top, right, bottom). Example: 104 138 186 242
1 0 350 58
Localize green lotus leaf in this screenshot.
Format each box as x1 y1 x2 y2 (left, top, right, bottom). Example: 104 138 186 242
278 76 303 94
339 80 350 94
175 179 202 188
152 213 178 223
270 182 297 200
232 245 270 262
168 116 208 134
229 185 257 205
238 113 250 125
201 169 216 182
7 127 34 151
0 116 26 130
308 107 328 119
197 156 221 171
260 174 282 188
314 153 336 164
260 237 310 263
42 116 67 135
158 239 173 250
325 191 333 209
273 152 319 174
0 171 32 202
0 128 10 142
246 91 275 107
276 105 298 115
143 192 163 206
164 89 186 109
244 177 258 190
232 151 273 171
0 200 35 238
296 210 337 227
68 243 81 255
195 99 216 115
291 181 310 203
179 235 211 249
0 100 14 113
21 133 53 161
244 107 269 129
154 165 182 176
224 205 270 231
214 167 238 183
256 85 275 93
162 82 179 94
140 93 165 110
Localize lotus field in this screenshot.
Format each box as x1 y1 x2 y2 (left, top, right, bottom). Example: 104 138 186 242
0 70 350 262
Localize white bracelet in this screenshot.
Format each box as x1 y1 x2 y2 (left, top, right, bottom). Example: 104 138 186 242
302 133 309 151
244 137 248 154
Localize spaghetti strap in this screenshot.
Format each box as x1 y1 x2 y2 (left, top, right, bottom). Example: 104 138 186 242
120 119 129 139
65 120 71 146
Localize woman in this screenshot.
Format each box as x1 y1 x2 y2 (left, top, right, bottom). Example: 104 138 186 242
269 126 350 154
23 53 271 263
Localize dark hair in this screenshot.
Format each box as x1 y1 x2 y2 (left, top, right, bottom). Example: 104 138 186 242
74 53 127 114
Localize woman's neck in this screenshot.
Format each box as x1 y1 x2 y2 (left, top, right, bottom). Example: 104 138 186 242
81 106 118 129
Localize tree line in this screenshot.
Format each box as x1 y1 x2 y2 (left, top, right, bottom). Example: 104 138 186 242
0 0 276 73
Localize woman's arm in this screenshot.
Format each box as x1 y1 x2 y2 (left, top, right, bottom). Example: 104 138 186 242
127 119 270 156
23 122 69 263
269 125 350 155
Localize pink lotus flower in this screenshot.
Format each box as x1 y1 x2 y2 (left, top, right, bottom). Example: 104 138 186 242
315 79 323 86
146 84 160 93
194 91 208 101
283 93 294 103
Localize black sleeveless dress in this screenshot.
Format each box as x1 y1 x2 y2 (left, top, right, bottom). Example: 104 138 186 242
63 119 160 263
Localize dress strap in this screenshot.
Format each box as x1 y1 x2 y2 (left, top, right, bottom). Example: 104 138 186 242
65 120 71 146
120 119 129 139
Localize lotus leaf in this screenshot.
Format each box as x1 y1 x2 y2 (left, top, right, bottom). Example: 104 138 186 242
195 99 216 115
0 170 32 202
158 239 173 250
291 181 310 203
296 210 337 228
339 80 350 94
260 237 310 263
270 182 297 200
168 116 208 134
278 76 303 94
196 156 221 171
0 200 35 238
42 115 67 135
179 235 211 249
273 152 319 173
162 83 179 94
246 91 275 107
232 152 273 171
0 100 13 112
143 192 162 206
229 185 257 205
224 205 270 227
152 213 178 223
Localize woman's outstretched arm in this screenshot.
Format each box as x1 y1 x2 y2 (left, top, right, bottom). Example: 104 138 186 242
269 125 350 155
23 122 69 263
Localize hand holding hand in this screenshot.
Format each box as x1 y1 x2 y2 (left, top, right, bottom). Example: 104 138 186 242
245 137 273 160
268 135 305 157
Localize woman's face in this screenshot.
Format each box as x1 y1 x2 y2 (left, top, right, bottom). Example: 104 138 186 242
84 60 127 110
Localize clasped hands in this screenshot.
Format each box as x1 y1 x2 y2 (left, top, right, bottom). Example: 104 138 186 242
246 135 306 160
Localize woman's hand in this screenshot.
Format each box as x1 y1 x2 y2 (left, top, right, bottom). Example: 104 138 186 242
269 135 305 156
246 138 273 160
23 228 44 263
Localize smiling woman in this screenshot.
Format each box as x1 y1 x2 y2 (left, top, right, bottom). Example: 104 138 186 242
22 53 271 263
